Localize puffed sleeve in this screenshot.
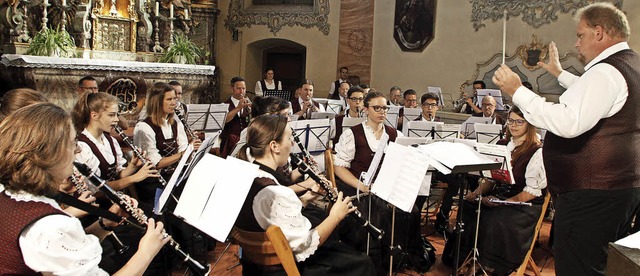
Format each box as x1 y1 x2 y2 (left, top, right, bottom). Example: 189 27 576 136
20 214 108 276
252 186 320 262
133 121 163 165
334 128 355 168
523 148 547 197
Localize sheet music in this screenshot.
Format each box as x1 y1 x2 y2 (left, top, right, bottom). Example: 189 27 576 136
475 143 515 184
290 119 331 153
477 89 506 111
206 103 230 131
372 142 431 212
417 142 498 173
427 86 445 107
155 144 194 215
404 120 443 138
395 137 430 147
475 123 503 144
185 104 211 131
435 124 461 139
384 105 401 129
615 230 640 249
402 107 421 122
341 117 366 134
461 116 492 138
326 99 344 115
311 112 336 120
173 155 259 242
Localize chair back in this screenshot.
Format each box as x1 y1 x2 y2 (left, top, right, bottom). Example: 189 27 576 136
324 149 337 188
230 225 300 276
515 192 551 276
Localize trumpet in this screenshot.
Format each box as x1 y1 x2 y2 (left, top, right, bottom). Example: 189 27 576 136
74 162 211 276
174 102 197 141
112 124 168 187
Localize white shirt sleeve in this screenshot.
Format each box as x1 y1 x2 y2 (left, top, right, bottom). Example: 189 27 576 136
75 143 101 176
175 119 188 152
134 121 163 165
20 215 108 276
522 148 547 197
334 128 355 168
328 83 336 96
255 81 263 97
252 185 320 262
277 81 283 90
110 135 127 172
512 63 627 139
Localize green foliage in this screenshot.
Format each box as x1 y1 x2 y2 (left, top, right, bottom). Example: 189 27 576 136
158 34 204 64
26 27 76 57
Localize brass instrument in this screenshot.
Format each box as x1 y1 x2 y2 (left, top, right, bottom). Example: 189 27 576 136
174 102 197 141
112 124 168 187
74 162 211 276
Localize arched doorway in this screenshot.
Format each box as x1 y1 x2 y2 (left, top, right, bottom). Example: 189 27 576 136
246 39 306 96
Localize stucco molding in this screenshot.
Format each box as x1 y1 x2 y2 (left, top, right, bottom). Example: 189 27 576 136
469 0 624 31
224 0 330 36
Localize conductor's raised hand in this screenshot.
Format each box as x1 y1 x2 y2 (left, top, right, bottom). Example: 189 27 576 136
329 191 357 221
537 41 563 77
492 64 522 97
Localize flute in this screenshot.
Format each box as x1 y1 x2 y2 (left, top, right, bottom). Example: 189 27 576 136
112 124 168 187
74 162 211 276
290 154 384 240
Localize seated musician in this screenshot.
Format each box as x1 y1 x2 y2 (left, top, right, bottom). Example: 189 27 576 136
0 103 168 275
416 92 441 122
473 95 505 126
292 79 326 120
235 115 375 275
332 85 365 147
231 96 291 158
221 77 251 157
443 106 547 275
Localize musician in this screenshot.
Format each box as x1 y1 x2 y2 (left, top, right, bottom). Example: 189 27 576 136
473 95 505 126
0 103 168 275
235 114 375 275
292 79 326 120
456 80 485 114
443 106 547 275
254 68 283 97
221 76 251 157
397 89 418 130
328 66 349 98
331 81 351 108
72 92 158 190
388 86 402 106
332 86 365 147
416 92 441 122
77 75 100 94
169 80 187 116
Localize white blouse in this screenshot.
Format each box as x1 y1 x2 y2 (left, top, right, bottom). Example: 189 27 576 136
133 118 188 165
506 141 547 197
252 170 320 262
0 184 107 275
75 129 126 177
334 122 403 168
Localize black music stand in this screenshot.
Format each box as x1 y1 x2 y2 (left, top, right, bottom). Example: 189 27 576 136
264 90 292 100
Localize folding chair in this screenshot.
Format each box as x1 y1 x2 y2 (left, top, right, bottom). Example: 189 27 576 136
515 192 552 276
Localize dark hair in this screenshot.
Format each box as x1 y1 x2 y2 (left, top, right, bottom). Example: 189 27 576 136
403 89 417 98
237 115 289 161
78 76 96 87
389 86 401 93
522 81 533 90
265 68 274 73
364 91 386 108
347 86 365 98
360 84 370 89
168 80 181 87
231 77 245 86
505 106 541 162
421 92 439 105
0 88 48 122
251 96 291 118
299 79 314 88
146 82 176 126
472 80 486 89
72 91 119 131
339 67 348 72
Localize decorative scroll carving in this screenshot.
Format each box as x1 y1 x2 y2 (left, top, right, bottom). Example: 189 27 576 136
517 34 548 71
224 0 330 36
469 0 624 31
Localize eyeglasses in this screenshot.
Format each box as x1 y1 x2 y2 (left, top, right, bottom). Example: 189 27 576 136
422 103 438 108
507 118 527 126
349 97 364 102
370 105 389 112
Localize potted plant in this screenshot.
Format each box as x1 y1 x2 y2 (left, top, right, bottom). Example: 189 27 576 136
159 34 204 64
26 27 76 58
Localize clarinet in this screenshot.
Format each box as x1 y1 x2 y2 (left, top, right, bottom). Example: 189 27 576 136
74 162 211 276
289 154 384 240
112 125 168 187
174 103 197 141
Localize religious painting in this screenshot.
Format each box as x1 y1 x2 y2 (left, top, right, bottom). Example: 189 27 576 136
393 0 436 52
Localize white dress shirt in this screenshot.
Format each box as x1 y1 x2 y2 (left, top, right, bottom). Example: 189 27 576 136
334 122 403 168
254 80 283 97
75 129 126 177
328 79 347 97
0 185 108 275
133 118 188 165
512 42 629 138
505 141 547 197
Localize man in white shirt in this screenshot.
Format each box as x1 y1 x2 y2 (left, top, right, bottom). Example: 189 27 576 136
328 67 349 98
493 3 640 275
292 80 326 119
388 86 402 106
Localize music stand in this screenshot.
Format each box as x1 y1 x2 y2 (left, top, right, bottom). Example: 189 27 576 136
427 86 445 108
434 124 461 139
341 117 366 135
404 121 443 138
186 104 229 133
461 116 492 139
264 90 292 100
384 105 402 129
402 107 421 122
476 89 506 111
290 119 331 154
325 99 344 115
474 123 504 144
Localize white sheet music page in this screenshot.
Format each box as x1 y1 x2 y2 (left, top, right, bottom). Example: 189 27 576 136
461 116 492 138
185 104 211 131
326 99 344 115
615 230 640 249
206 103 230 131
385 106 401 129
372 142 431 212
174 155 258 242
155 144 194 215
290 119 331 153
475 143 515 184
417 141 496 174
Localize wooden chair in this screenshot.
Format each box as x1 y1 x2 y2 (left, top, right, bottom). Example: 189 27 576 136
515 192 552 276
324 149 337 188
230 225 300 276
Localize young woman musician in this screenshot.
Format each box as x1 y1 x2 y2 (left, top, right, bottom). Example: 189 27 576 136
236 114 375 275
444 106 547 275
0 103 168 275
72 92 158 190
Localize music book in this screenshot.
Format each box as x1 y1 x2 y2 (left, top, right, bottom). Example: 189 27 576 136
402 107 421 122
416 141 500 175
475 123 504 144
384 105 402 129
372 142 431 212
290 119 331 154
461 116 492 138
173 154 259 242
474 143 515 184
477 89 507 111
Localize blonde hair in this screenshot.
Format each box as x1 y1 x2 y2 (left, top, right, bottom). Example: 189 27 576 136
145 82 176 126
0 103 73 196
71 92 119 131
